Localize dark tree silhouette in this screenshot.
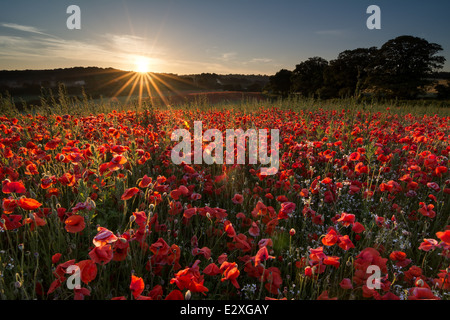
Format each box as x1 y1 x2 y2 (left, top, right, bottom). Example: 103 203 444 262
291 57 328 98
435 80 450 99
366 35 445 99
265 69 293 96
322 47 378 98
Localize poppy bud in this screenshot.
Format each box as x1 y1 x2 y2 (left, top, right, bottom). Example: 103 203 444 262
129 215 136 223
185 290 191 300
289 228 296 236
86 197 96 209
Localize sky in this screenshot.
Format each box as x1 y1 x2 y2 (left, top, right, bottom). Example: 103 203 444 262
1 0 450 75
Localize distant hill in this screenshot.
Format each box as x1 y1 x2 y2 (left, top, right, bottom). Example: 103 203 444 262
0 67 270 105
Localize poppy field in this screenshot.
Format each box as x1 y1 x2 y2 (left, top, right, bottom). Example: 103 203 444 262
0 99 449 300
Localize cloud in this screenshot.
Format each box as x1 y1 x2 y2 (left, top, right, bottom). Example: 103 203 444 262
219 52 237 61
0 22 54 37
0 23 274 74
249 58 273 63
0 26 170 71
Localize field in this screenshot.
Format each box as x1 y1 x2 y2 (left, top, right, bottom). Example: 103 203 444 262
0 94 449 300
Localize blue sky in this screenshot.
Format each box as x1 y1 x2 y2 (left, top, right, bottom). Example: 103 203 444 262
1 0 449 74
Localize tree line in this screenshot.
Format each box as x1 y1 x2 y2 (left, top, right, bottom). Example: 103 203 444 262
265 35 449 100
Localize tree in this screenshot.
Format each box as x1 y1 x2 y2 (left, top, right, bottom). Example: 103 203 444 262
366 35 446 99
323 47 378 98
435 80 450 99
266 69 293 96
291 57 328 98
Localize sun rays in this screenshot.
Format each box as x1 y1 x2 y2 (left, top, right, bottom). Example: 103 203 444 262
101 60 201 109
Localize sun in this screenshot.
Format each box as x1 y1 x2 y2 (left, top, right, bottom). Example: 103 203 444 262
134 56 150 73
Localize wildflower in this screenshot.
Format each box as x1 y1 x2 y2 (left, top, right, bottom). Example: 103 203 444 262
2 180 26 194
339 278 353 290
17 197 42 211
254 246 275 267
130 275 145 298
121 187 140 200
64 215 86 233
436 230 450 245
232 193 244 204
336 212 355 227
89 245 113 265
220 261 240 289
322 228 339 246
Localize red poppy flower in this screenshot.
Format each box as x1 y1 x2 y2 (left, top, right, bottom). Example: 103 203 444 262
17 197 42 211
165 289 184 300
130 275 145 298
224 220 236 238
25 213 46 231
2 180 26 194
220 261 240 289
232 193 244 204
58 173 76 187
322 256 339 268
389 251 411 267
408 287 440 300
338 235 355 251
52 253 62 264
77 259 97 284
337 212 355 227
418 202 436 218
121 187 140 200
108 155 127 171
436 230 450 245
74 287 91 300
132 211 147 227
138 175 152 188
419 238 439 251
322 228 339 246
339 278 353 290
348 152 361 161
299 188 309 197
89 245 113 265
352 222 365 233
278 202 295 220
149 238 170 256
248 221 260 237
309 247 326 262
148 285 164 300
0 214 22 230
203 263 220 276
183 207 197 219
254 246 275 267
64 215 86 233
2 198 18 214
192 247 211 260
263 267 282 295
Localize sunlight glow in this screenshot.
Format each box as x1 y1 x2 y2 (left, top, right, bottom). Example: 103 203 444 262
134 56 151 73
